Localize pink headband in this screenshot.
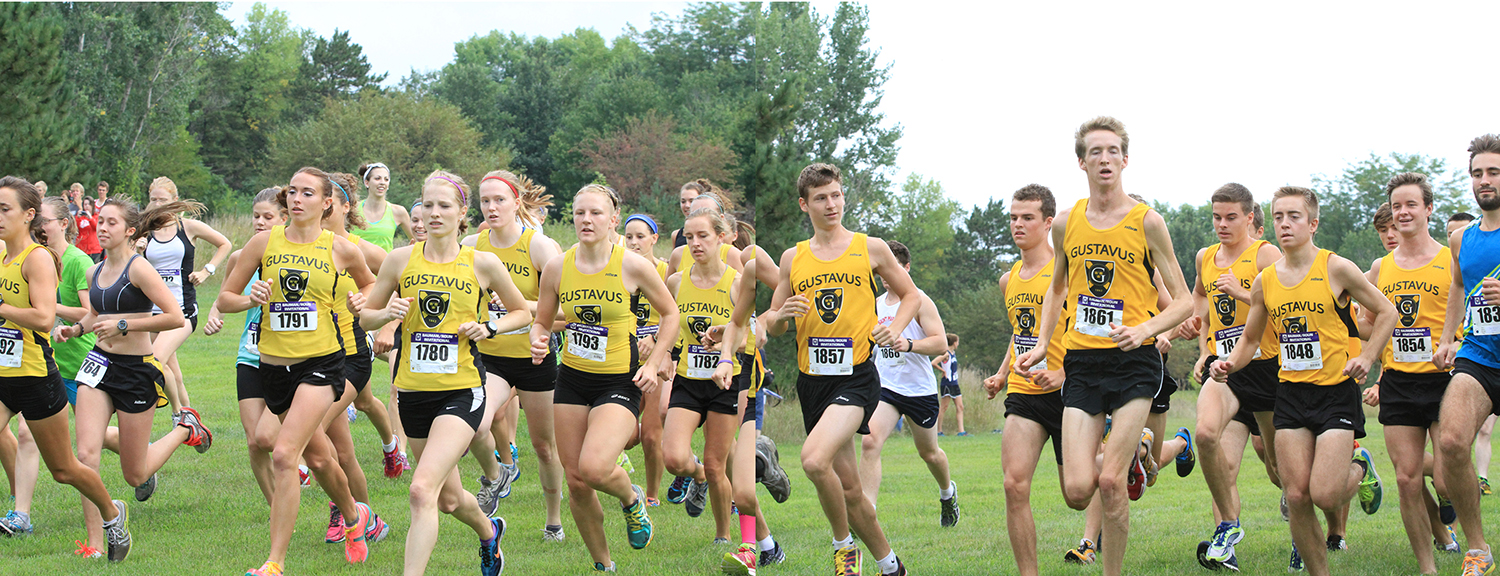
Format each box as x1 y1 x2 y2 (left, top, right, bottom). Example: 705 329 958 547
481 175 519 199
427 176 467 205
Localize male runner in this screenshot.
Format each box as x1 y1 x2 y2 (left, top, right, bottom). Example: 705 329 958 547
1447 211 1497 497
1016 117 1195 576
1434 134 1500 576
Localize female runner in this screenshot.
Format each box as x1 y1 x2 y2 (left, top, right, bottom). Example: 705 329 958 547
462 169 565 535
378 200 430 464
219 168 379 576
56 197 214 554
351 162 414 251
203 188 283 504
621 214 670 506
141 177 232 415
362 170 531 576
0 177 132 560
668 179 709 249
531 184 678 571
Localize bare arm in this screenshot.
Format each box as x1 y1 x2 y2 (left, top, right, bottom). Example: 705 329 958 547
0 249 58 332
905 293 948 356
868 236 921 347
216 231 270 314
1436 230 1467 368
185 218 233 286
1212 276 1267 380
1016 214 1070 373
475 251 533 335
1334 255 1397 380
1112 210 1192 348
392 204 415 241
360 247 412 331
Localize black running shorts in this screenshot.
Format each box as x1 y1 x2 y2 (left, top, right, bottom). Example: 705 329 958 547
1377 369 1450 428
260 350 346 416
398 386 487 439
554 365 642 417
1273 379 1365 438
797 360 880 435
879 388 940 429
481 352 558 393
1062 346 1163 416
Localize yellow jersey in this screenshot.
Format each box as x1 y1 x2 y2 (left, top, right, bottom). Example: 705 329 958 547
475 227 540 358
1261 250 1358 385
632 260 669 337
677 265 739 379
0 243 57 377
394 243 485 391
1004 259 1067 394
1201 241 1277 361
1376 247 1451 374
1063 199 1159 350
790 233 877 376
335 235 372 358
260 226 344 359
559 245 636 373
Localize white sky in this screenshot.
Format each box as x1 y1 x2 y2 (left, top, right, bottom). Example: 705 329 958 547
227 1 1500 210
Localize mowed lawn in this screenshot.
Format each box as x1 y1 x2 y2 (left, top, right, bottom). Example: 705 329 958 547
1 301 1490 574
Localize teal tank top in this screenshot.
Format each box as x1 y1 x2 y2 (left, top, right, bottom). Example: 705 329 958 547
351 201 397 251
237 271 263 366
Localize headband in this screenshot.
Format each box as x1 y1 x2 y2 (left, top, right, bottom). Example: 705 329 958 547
481 175 520 199
411 200 423 213
362 162 388 179
427 176 468 205
329 179 351 204
695 193 724 212
624 214 658 234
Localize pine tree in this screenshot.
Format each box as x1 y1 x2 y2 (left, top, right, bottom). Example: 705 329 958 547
0 3 85 182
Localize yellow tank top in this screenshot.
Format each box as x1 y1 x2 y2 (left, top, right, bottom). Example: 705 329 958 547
631 260 669 337
1004 259 1066 394
676 265 740 379
1063 199 1159 350
1376 247 1451 374
475 227 540 358
394 243 484 391
260 226 343 359
559 245 636 373
1201 241 1277 361
335 235 372 357
789 233 876 375
0 243 57 377
1261 250 1358 385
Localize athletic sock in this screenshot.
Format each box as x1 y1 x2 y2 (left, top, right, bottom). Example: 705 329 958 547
759 535 775 551
740 514 757 545
939 483 955 500
382 439 398 453
102 513 119 528
833 535 855 549
876 551 898 574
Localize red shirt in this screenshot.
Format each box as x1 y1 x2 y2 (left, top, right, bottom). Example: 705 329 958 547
75 213 100 254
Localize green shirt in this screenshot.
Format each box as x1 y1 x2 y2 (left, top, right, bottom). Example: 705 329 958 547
55 245 97 379
350 201 398 251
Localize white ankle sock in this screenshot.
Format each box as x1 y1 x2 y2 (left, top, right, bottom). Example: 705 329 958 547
833 535 854 549
759 536 775 550
939 483 955 499
876 551 898 573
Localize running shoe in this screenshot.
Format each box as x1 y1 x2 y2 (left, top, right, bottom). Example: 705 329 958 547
1463 547 1495 576
299 465 311 489
1205 520 1244 563
344 502 371 563
511 442 520 467
1288 544 1304 572
618 452 635 473
713 537 731 545
1175 427 1196 477
835 544 861 576
346 404 358 422
477 474 504 517
0 510 32 535
382 447 406 479
366 510 390 544
722 543 757 576
104 499 131 562
1220 551 1240 572
1196 540 1216 570
623 485 653 549
645 497 660 507
244 561 283 576
685 477 709 518
480 517 506 576
178 407 213 453
543 525 566 542
1483 476 1494 497
888 556 909 575
1064 539 1096 564
402 453 413 471
1439 525 1462 553
1353 446 1382 514
956 431 969 436
593 562 617 572
499 462 518 499
75 540 103 559
1326 534 1346 551
326 503 345 543
755 434 791 504
1440 490 1458 525
1127 446 1148 501
759 541 785 566
1140 428 1159 488
134 473 157 502
667 474 692 504
940 481 960 527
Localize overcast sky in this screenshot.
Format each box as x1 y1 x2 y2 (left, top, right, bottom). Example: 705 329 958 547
226 1 1500 211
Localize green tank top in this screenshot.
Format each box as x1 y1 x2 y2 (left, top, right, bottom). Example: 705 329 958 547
351 201 398 251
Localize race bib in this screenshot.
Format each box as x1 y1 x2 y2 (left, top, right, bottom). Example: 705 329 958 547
409 332 459 374
808 337 853 376
269 302 317 332
0 327 23 368
76 351 110 388
1392 327 1432 364
485 303 530 335
1470 295 1500 336
1279 332 1323 371
1213 325 1261 359
566 323 609 363
1011 335 1048 372
245 322 261 356
685 344 719 379
1074 295 1124 337
158 268 182 287
875 344 904 369
636 324 660 338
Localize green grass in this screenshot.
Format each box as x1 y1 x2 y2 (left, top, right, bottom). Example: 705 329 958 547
1 285 1491 574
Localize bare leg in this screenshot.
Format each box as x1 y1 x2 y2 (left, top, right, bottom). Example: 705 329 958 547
1477 414 1497 482
702 411 738 540
1438 374 1493 551
801 405 892 558
152 324 195 411
0 425 15 496
1083 397 1152 576
21 399 118 547
858 402 901 507
353 385 396 447
555 403 640 566
240 398 277 505
953 396 966 434
265 384 360 566
402 418 499 576
1388 424 1439 573
12 421 40 514
1194 380 1245 520
639 385 665 501
910 410 953 491
1002 414 1053 576
519 389 564 526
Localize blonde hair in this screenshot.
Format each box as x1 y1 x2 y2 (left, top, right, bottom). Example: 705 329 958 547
41 196 78 244
149 176 179 200
685 206 733 238
329 172 366 229
1273 186 1320 220
1074 116 1129 159
575 184 620 212
423 170 471 234
481 169 553 228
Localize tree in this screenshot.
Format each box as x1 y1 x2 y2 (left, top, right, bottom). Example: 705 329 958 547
864 174 959 290
286 29 387 123
936 197 1013 298
575 111 736 206
1311 152 1469 267
0 4 87 183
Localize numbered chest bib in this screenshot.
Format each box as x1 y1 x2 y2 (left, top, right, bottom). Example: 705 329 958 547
1279 332 1323 371
1213 325 1260 359
76 351 110 387
485 303 530 335
269 302 318 332
0 327 24 368
1075 295 1124 337
1470 295 1500 336
408 332 459 374
567 323 609 363
636 324 660 337
1012 335 1048 372
158 268 183 287
1392 327 1432 363
875 344 904 369
808 337 854 376
245 322 261 356
685 345 719 379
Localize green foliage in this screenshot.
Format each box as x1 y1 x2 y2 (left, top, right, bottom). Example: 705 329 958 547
937 282 1010 375
285 28 387 123
866 174 959 290
574 110 737 206
937 197 1013 297
1155 201 1218 285
0 3 86 182
1310 152 1469 266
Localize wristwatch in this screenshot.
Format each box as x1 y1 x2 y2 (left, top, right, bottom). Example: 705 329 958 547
118 319 129 335
204 263 217 275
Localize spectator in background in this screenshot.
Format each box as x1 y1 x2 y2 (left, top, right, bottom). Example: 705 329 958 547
96 180 109 205
33 181 47 197
68 183 84 216
75 197 102 262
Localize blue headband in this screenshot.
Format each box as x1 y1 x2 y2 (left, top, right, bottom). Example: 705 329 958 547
624 214 658 234
330 179 351 204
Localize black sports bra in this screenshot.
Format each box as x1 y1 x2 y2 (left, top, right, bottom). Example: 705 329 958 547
89 255 154 315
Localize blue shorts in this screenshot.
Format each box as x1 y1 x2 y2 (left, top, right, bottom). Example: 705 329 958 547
63 378 79 406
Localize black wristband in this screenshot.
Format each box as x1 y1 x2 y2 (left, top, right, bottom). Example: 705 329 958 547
905 338 913 353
